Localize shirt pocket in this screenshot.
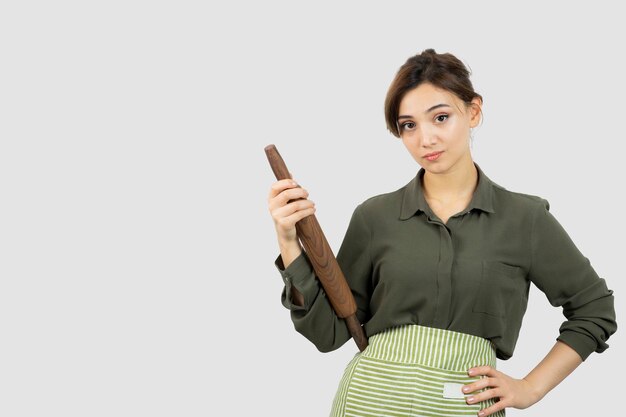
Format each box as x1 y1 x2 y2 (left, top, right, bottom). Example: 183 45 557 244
472 260 525 318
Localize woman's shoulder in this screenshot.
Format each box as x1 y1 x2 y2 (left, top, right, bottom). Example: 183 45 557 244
490 180 550 213
352 185 407 221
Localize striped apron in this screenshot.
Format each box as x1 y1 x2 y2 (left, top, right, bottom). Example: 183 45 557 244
330 324 505 417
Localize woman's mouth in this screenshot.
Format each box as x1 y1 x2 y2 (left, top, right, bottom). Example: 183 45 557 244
424 151 443 161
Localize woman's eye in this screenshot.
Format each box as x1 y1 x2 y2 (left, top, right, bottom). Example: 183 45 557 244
435 114 449 123
401 122 415 130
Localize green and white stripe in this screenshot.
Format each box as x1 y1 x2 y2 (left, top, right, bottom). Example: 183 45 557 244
330 325 505 417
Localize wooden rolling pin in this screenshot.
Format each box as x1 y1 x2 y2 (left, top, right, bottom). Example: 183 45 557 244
265 144 368 352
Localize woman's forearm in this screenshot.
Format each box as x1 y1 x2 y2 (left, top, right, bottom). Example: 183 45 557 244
523 340 583 401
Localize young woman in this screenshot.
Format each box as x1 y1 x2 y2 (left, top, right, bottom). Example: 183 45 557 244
267 49 617 417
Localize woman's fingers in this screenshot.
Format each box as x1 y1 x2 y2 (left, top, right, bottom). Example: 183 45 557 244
268 178 316 243
475 400 507 417
468 365 499 378
272 198 316 226
463 377 498 394
268 178 300 199
463 366 499 394
268 181 311 218
465 386 502 404
268 179 309 208
275 204 317 228
461 366 504 415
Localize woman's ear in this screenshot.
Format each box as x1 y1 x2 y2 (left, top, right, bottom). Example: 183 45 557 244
469 97 483 127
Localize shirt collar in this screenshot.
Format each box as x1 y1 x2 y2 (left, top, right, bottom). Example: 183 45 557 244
399 161 496 221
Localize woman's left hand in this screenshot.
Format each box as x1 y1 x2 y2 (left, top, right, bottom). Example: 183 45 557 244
462 365 541 416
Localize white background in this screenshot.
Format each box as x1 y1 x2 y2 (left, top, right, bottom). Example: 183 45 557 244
0 1 623 416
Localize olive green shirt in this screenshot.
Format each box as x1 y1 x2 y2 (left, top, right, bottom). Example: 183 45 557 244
274 162 617 361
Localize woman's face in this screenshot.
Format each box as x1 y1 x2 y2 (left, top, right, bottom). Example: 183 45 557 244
397 82 482 173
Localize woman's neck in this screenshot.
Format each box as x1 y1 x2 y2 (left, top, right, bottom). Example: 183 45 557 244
421 158 478 204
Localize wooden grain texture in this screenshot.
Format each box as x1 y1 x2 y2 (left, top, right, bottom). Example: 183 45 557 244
265 144 368 351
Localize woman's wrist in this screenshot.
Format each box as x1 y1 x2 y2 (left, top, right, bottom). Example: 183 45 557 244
521 340 583 405
520 377 544 404
278 238 303 269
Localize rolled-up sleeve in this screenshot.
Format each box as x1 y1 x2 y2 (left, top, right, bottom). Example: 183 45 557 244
529 198 617 361
275 249 320 312
273 203 373 352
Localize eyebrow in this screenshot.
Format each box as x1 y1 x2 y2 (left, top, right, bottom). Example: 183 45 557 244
398 103 451 119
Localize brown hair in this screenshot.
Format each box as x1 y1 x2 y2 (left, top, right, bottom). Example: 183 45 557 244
384 48 483 138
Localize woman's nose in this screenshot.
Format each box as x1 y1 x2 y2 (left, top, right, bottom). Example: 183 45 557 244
419 129 437 146
421 135 437 146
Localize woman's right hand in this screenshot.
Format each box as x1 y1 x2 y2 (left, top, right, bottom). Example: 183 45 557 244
268 178 316 244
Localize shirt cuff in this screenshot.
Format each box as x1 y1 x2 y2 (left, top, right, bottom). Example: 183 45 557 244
556 330 598 361
274 251 320 310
